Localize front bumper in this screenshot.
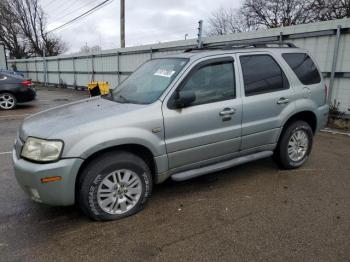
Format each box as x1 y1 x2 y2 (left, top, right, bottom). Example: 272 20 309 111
12 150 83 206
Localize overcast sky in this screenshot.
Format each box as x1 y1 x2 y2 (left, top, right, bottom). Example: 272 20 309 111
42 0 241 53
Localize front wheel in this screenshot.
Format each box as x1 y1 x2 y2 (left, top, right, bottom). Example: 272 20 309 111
274 121 313 169
78 151 153 221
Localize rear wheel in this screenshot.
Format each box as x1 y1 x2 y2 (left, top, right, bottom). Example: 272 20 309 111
274 121 313 169
0 93 17 110
78 151 153 221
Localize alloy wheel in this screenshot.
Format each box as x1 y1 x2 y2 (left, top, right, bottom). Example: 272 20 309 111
287 130 309 162
0 93 16 110
97 169 142 215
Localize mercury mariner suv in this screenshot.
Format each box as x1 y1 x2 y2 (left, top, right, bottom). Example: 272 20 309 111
13 42 329 221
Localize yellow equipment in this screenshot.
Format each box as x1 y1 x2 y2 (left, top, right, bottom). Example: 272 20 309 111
87 81 110 96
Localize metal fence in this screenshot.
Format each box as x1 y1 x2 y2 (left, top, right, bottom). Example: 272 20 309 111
0 45 7 70
8 18 350 113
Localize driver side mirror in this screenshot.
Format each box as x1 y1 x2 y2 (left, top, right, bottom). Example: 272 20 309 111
174 90 196 108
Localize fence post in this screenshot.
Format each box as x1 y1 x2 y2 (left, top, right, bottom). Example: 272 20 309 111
279 31 283 44
117 51 120 84
34 59 38 82
25 60 29 79
43 49 47 86
197 20 203 48
91 54 95 82
73 57 77 89
57 58 61 87
328 25 341 104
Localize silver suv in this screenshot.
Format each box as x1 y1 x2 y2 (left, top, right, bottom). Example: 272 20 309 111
13 43 329 221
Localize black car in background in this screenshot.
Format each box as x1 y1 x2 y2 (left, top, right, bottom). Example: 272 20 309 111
0 73 36 110
0 69 25 78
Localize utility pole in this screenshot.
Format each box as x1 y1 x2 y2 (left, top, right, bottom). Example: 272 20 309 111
197 20 203 48
120 0 125 48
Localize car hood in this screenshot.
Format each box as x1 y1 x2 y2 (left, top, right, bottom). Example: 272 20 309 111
19 96 147 140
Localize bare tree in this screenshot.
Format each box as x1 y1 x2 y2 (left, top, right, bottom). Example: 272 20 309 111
208 0 349 36
207 8 247 36
312 0 350 20
0 1 27 58
0 0 67 58
241 0 317 28
78 45 102 54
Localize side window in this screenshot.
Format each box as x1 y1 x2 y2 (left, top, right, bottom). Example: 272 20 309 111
240 55 289 96
282 53 321 85
180 61 235 106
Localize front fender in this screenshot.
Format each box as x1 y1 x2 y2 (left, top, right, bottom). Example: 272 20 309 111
62 127 167 159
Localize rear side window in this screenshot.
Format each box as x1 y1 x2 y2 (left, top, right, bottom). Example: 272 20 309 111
240 55 289 96
282 53 321 85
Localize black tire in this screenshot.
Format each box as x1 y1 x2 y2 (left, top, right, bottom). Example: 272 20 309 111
0 92 17 110
78 151 153 221
274 120 313 169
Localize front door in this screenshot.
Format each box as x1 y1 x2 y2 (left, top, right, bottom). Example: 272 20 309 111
162 56 242 171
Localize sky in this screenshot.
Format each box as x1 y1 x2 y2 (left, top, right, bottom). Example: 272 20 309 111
41 0 241 53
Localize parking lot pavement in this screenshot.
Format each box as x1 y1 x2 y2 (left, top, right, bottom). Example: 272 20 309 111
0 87 349 262
0 86 89 121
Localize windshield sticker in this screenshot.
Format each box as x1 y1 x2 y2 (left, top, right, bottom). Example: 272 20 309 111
154 69 176 78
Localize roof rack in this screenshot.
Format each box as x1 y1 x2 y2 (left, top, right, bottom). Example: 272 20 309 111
184 41 296 52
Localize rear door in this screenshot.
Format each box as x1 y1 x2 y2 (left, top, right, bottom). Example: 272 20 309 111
162 56 242 171
237 52 295 151
282 52 324 106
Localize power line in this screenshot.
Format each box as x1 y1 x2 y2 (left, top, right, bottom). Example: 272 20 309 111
49 0 100 22
46 0 114 34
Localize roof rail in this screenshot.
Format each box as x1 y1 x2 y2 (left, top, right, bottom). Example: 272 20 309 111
184 41 296 52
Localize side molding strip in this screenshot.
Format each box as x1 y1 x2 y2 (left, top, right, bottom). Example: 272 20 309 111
171 151 273 181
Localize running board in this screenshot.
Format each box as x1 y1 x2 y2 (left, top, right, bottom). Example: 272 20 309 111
171 151 273 181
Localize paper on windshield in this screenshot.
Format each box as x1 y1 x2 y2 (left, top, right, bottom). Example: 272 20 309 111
154 69 176 78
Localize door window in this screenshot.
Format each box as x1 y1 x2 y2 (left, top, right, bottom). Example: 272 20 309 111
240 54 289 96
179 61 235 106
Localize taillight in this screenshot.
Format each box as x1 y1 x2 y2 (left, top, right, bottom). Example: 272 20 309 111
324 84 328 104
21 80 33 87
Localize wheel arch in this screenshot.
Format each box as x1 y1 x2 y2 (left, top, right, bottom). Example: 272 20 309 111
279 110 317 141
0 89 15 95
75 143 157 202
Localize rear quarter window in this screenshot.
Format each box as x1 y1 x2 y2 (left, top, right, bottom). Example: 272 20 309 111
282 53 321 85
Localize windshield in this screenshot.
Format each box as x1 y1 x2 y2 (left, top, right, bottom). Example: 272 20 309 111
112 58 188 104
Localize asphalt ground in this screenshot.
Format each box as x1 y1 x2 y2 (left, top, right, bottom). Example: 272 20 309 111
0 87 349 262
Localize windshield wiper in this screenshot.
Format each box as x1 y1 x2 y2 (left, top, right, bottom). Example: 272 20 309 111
112 93 144 104
114 94 138 104
117 95 129 103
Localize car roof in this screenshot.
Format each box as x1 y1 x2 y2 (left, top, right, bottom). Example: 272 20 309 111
161 46 308 61
0 72 25 80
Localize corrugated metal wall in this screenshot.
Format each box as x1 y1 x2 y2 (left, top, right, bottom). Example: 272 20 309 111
0 45 7 70
8 18 350 113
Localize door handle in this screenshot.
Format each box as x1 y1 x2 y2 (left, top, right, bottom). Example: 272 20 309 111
277 97 289 105
219 107 236 116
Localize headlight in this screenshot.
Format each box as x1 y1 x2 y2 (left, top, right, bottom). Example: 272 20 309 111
21 137 63 162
